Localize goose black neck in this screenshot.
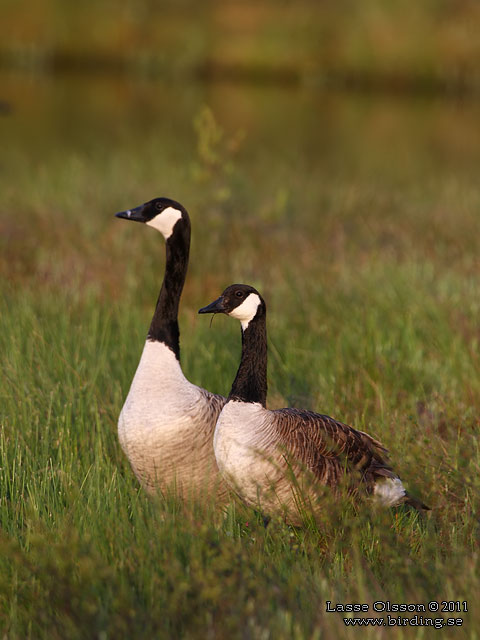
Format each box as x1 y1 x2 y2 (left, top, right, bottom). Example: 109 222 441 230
229 314 267 406
147 222 190 360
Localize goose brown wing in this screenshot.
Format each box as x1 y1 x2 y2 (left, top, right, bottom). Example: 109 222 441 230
271 407 395 488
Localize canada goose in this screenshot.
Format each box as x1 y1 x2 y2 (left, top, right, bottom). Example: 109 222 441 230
199 284 428 523
115 198 227 499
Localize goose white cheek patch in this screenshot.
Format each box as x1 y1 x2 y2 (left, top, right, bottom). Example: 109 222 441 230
229 294 262 330
146 207 182 238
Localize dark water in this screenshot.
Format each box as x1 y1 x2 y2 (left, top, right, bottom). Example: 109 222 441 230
3 70 480 182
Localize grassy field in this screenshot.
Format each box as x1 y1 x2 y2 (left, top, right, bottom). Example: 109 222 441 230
1 72 480 638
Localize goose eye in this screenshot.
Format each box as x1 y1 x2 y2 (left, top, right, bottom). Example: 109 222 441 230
235 291 244 298
155 202 163 211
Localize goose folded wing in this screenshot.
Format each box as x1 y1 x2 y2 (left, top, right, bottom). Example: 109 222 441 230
271 407 395 488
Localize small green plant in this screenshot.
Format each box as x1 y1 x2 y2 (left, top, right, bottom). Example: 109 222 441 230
191 106 244 206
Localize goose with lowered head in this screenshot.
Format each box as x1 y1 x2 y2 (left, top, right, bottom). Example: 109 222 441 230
116 197 227 499
199 283 429 523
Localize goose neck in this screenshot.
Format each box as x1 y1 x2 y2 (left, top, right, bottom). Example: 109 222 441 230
147 223 190 359
229 315 267 406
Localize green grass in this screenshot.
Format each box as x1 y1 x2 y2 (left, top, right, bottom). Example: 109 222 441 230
1 76 480 638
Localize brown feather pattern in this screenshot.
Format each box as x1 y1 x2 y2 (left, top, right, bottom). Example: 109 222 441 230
272 407 395 493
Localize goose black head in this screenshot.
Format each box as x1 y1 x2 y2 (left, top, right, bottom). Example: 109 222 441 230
115 197 188 239
199 284 265 330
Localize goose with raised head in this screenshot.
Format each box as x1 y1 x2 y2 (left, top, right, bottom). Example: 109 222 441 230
116 197 227 499
199 284 429 523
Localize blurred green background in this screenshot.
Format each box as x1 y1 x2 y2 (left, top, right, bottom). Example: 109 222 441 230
3 0 480 292
2 0 480 91
2 2 480 639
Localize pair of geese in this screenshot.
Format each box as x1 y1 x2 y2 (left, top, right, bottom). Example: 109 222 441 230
116 197 428 524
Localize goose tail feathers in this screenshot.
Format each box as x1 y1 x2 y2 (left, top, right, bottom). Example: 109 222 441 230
403 492 431 511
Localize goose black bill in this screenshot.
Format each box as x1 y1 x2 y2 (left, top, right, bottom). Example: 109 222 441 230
115 204 147 223
198 296 226 315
